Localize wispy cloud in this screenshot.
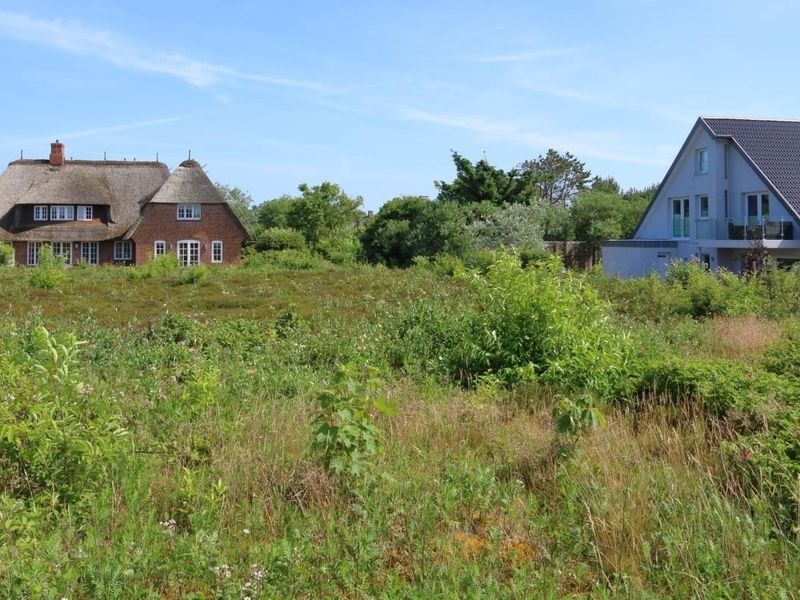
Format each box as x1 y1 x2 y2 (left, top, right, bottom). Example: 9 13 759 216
0 11 336 93
393 105 669 166
469 46 588 64
0 116 189 150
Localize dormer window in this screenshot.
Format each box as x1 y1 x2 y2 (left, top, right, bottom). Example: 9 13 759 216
77 205 93 221
33 206 48 221
177 204 201 220
695 148 709 174
50 205 74 221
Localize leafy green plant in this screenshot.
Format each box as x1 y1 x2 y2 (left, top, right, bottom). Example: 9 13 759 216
176 263 208 285
0 326 128 508
0 242 14 266
311 364 396 477
28 245 66 289
128 252 180 279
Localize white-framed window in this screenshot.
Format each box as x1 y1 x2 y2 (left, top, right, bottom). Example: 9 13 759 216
698 195 709 219
50 205 74 221
672 197 690 238
177 240 200 267
211 240 223 264
27 242 43 266
51 241 71 265
154 240 166 257
177 204 201 220
114 240 133 261
81 242 99 265
77 206 93 221
695 148 709 174
33 205 48 221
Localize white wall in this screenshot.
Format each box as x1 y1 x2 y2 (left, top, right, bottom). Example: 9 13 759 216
603 244 693 278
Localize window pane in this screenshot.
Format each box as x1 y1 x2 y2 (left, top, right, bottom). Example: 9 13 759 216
762 194 769 217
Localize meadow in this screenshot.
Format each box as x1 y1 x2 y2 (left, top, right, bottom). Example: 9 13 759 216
3 253 800 598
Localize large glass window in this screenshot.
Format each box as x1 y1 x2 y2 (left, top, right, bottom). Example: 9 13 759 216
51 242 71 265
672 197 690 238
698 195 709 219
27 242 42 265
77 206 93 220
746 192 770 222
33 206 48 221
81 242 99 265
177 240 200 266
154 240 166 257
177 204 201 220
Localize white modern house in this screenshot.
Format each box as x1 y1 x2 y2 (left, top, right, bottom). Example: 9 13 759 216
603 117 800 277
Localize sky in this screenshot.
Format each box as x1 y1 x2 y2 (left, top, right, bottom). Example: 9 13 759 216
1 1 800 211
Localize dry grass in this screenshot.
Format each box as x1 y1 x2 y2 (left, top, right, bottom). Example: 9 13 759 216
700 315 782 360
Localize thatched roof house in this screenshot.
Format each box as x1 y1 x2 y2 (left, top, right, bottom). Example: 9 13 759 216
0 141 248 266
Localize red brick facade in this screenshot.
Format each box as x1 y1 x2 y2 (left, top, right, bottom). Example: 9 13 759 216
130 203 247 265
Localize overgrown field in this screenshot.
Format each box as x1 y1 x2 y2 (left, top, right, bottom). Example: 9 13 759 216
4 256 800 598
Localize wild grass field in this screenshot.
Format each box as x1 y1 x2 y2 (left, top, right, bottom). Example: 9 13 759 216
4 254 800 598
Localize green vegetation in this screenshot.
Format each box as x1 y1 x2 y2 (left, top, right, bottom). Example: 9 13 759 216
4 255 800 597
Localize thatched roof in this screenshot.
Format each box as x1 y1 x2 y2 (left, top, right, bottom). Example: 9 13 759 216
148 159 226 205
0 159 168 242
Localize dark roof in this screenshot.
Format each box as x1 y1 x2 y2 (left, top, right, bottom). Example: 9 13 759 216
702 117 800 216
0 160 169 241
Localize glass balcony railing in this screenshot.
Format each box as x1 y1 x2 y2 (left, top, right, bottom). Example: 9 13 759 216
692 218 794 241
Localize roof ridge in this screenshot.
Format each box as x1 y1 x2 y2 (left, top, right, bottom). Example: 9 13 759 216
9 159 167 167
702 116 800 124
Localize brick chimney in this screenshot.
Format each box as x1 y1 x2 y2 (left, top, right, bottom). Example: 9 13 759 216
49 140 65 166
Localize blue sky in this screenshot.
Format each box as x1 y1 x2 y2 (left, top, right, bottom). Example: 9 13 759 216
1 1 799 211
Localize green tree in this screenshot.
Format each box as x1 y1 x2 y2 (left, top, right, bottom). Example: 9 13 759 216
519 149 591 207
256 195 295 229
215 184 256 233
470 202 546 250
434 151 537 206
361 196 431 266
287 182 363 245
571 190 649 257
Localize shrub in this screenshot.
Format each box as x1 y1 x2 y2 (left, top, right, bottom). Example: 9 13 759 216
242 249 330 271
127 252 180 280
253 227 307 252
316 232 362 266
0 242 13 266
0 327 128 509
311 364 396 477
459 254 636 396
28 245 66 290
175 264 208 285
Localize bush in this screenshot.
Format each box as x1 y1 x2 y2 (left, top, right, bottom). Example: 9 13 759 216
0 327 128 509
242 249 330 271
316 232 362 265
127 252 180 280
252 227 307 252
0 242 13 266
175 264 208 285
28 245 66 290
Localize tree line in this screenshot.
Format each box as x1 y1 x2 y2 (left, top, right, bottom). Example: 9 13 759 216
217 149 657 267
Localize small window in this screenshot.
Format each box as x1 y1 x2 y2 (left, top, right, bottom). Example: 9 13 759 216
154 240 166 257
33 206 48 221
77 206 93 221
695 148 709 174
211 240 223 264
698 195 709 219
81 242 99 265
114 240 133 261
177 204 201 220
50 205 74 221
27 242 42 266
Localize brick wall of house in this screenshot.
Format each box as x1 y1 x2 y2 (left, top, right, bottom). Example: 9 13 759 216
130 204 247 265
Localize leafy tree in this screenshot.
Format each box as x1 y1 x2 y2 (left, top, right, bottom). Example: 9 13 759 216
435 151 537 206
215 184 256 232
519 149 591 207
470 203 546 250
256 195 295 229
361 196 431 266
418 201 473 258
287 182 363 245
571 190 649 257
252 227 307 252
590 175 622 194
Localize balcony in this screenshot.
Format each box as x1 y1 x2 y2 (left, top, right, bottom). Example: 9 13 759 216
690 218 794 241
